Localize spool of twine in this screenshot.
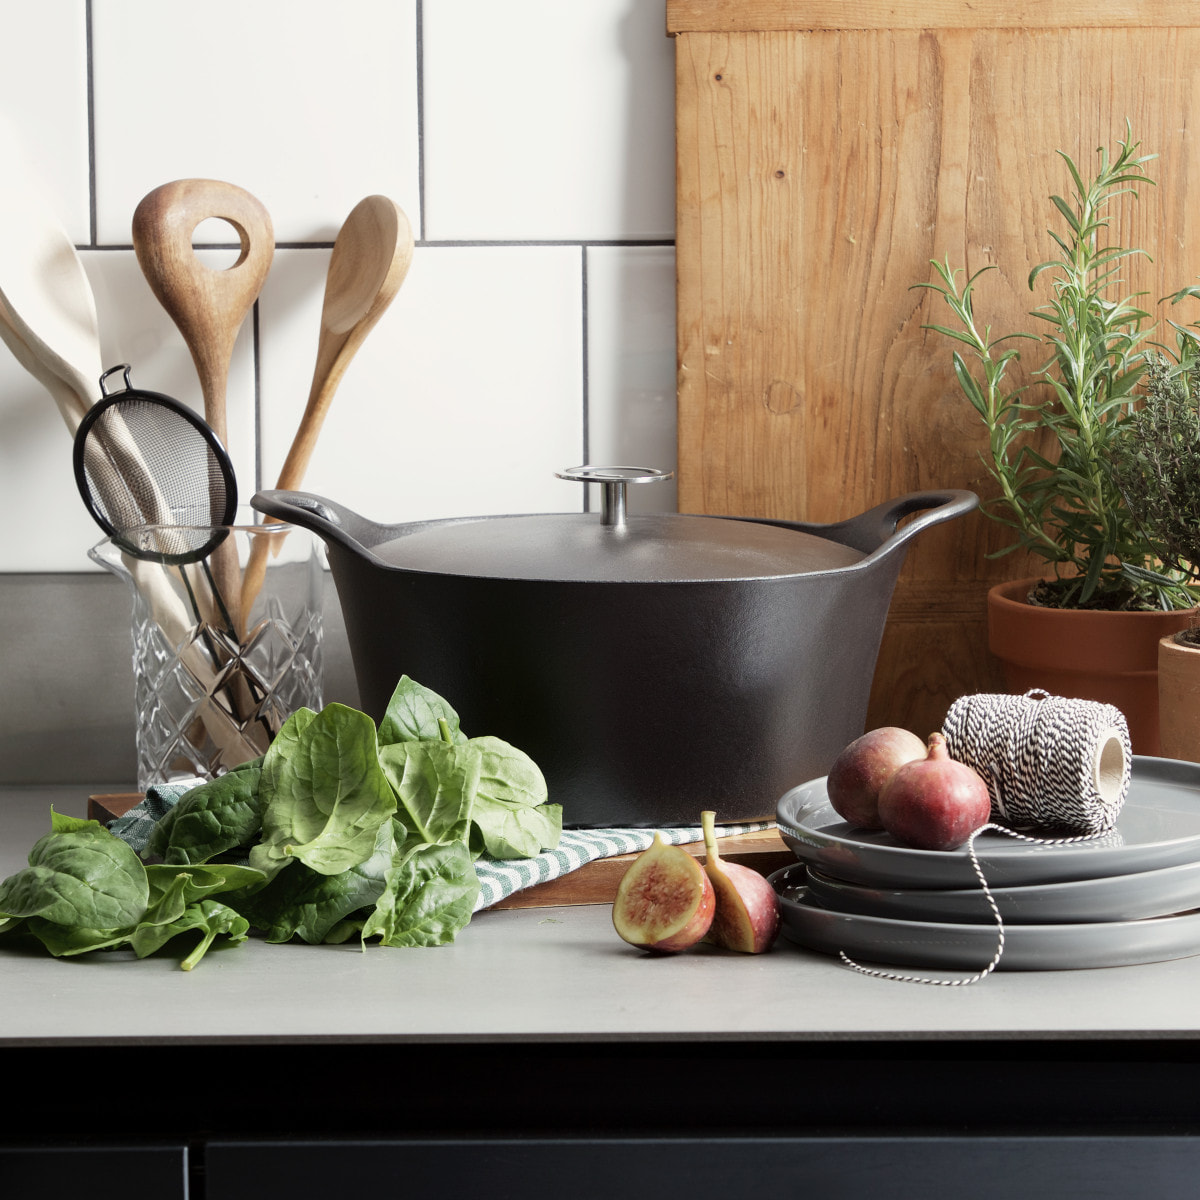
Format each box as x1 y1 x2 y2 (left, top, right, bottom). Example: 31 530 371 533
941 689 1131 836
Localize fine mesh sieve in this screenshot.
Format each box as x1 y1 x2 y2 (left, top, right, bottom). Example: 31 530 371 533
73 363 236 563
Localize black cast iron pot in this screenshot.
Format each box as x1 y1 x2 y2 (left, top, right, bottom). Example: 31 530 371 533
253 470 977 826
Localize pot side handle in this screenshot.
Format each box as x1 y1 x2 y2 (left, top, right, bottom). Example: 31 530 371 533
251 489 383 560
799 489 979 559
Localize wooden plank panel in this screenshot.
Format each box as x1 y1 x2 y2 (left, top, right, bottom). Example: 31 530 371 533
667 1 1200 35
675 21 1200 734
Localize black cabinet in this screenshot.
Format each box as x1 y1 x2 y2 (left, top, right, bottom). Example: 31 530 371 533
0 1143 187 1199
202 1135 1200 1200
5 1040 1200 1200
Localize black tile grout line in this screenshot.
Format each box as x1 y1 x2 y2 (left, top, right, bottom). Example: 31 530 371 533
580 244 590 513
84 0 97 246
416 0 426 244
252 300 262 496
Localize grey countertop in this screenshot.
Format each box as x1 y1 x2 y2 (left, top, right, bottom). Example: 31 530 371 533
4 784 1200 1048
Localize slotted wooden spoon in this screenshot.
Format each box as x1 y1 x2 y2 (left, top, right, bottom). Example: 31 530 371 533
240 195 413 616
131 178 274 451
132 178 274 633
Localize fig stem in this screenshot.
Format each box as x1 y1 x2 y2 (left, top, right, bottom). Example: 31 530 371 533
701 809 721 865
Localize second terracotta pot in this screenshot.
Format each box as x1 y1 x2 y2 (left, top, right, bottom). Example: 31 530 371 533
1159 633 1200 763
987 578 1193 756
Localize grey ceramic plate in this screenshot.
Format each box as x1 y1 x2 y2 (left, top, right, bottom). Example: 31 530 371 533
804 858 1200 924
777 756 1200 889
770 865 1200 971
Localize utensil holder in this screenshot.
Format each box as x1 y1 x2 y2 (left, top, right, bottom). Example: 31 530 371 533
90 514 324 792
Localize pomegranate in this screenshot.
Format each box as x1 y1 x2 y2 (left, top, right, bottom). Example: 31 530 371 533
877 732 992 851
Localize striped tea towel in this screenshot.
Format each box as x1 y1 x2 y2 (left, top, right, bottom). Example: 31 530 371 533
470 822 771 911
105 782 774 912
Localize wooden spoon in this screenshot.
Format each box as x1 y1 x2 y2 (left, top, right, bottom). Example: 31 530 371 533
0 298 90 433
274 195 413 491
131 178 274 450
239 196 413 617
0 174 103 429
132 179 274 636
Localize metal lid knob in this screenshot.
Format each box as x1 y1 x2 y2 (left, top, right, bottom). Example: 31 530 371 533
556 465 674 531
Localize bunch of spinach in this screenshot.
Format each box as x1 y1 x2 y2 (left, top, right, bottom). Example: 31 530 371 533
0 676 561 969
0 810 257 970
154 676 560 951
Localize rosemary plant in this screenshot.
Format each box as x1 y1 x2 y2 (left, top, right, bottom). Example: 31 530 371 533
916 124 1194 611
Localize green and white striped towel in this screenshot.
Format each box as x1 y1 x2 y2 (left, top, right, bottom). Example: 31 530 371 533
106 781 775 912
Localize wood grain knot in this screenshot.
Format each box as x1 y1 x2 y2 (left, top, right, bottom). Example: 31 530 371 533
763 379 803 414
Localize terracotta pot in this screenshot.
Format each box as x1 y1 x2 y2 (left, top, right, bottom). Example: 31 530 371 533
987 578 1193 756
1159 633 1200 762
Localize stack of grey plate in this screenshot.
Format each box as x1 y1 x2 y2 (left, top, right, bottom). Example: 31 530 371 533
772 757 1200 970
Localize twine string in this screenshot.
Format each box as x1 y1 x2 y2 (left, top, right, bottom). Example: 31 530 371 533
838 822 1104 986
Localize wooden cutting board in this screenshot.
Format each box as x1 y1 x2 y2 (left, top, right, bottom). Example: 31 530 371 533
668 1 1200 740
87 794 792 910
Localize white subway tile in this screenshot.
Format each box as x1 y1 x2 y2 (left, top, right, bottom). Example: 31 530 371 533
0 1 90 243
91 0 419 244
423 0 675 240
257 244 584 522
0 346 96 571
585 244 677 513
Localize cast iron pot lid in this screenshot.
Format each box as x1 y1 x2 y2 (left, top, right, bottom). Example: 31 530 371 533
367 465 866 583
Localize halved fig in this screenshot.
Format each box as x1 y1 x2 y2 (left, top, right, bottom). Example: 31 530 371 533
612 833 715 952
701 810 781 953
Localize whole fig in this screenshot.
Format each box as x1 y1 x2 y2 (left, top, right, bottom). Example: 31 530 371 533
827 726 927 829
877 732 992 851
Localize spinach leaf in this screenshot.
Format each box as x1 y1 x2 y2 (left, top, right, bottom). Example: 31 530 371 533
143 863 265 925
0 810 148 930
256 703 397 876
24 919 132 957
378 739 479 848
148 764 264 865
321 917 364 944
236 817 400 944
360 840 479 947
471 735 549 808
130 899 250 971
378 675 466 745
472 798 563 860
464 735 560 857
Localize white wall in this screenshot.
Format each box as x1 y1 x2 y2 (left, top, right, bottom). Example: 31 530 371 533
0 0 678 572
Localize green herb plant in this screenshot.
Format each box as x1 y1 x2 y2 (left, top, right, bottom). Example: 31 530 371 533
1110 351 1200 630
0 677 562 969
916 123 1197 611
